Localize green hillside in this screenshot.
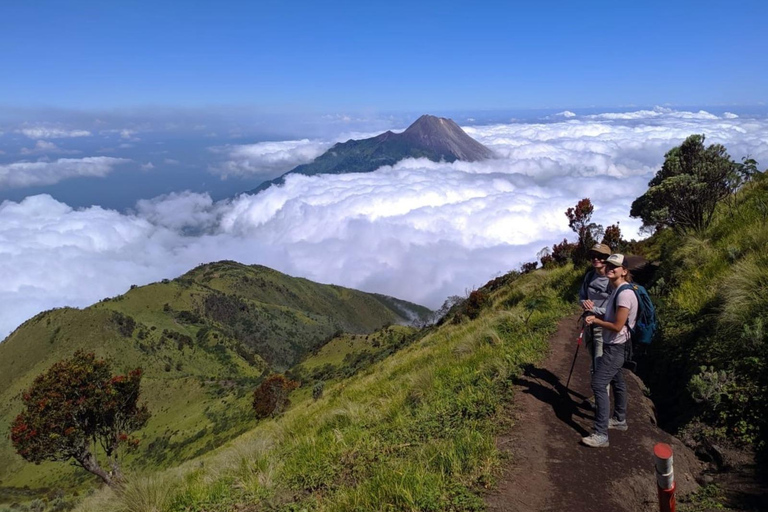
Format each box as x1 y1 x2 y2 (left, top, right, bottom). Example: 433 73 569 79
67 264 580 512
641 175 768 453
0 261 430 498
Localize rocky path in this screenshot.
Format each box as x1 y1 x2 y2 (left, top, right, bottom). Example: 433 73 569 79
485 314 701 512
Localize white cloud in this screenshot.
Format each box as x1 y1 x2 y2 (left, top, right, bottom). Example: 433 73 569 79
209 139 332 179
141 162 155 171
18 127 92 139
1 108 768 340
20 140 80 155
555 110 577 118
0 157 130 189
583 106 720 121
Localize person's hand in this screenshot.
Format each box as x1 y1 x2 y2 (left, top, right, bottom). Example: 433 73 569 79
584 315 596 325
581 299 594 311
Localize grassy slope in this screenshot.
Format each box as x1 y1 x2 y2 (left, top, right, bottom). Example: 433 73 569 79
70 265 581 512
0 261 428 497
641 176 768 450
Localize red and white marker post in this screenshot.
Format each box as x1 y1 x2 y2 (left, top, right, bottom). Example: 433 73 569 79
654 443 675 512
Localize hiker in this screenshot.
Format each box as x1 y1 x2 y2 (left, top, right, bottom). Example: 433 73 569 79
578 243 612 375
581 254 638 448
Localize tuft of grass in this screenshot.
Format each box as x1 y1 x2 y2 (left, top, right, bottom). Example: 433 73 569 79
117 474 174 512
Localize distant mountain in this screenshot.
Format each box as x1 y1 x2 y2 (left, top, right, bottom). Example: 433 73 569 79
0 261 430 492
248 115 494 194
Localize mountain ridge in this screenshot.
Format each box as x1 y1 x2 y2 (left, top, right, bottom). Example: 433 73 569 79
0 260 431 492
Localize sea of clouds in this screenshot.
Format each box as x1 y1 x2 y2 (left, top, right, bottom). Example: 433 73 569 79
2 107 767 339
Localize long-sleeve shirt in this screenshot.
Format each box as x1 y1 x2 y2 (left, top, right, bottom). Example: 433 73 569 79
579 270 611 316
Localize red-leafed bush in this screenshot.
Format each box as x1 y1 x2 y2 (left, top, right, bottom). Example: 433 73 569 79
253 374 299 419
10 350 149 488
551 238 577 265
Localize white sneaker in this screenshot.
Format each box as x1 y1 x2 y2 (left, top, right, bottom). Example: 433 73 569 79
609 418 628 431
581 433 609 448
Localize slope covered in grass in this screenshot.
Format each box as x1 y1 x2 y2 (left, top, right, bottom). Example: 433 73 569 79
641 176 768 454
69 265 581 512
0 261 429 498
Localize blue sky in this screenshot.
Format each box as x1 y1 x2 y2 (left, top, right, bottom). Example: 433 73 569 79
2 0 766 111
2 0 768 339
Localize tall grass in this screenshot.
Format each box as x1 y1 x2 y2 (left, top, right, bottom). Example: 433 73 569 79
69 265 579 511
647 177 768 449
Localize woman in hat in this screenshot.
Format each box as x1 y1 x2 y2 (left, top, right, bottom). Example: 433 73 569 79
581 254 638 448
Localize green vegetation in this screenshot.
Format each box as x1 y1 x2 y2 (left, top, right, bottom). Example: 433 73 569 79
3 135 766 510
631 134 758 232
11 351 149 488
642 174 768 452
0 261 427 499
60 264 578 511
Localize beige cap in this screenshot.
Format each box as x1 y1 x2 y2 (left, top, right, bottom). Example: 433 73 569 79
605 254 626 267
589 243 612 257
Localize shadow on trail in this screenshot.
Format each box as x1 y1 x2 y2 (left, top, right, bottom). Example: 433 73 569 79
515 364 592 437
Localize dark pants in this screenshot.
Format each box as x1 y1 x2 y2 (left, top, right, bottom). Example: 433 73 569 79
585 325 604 374
591 343 627 435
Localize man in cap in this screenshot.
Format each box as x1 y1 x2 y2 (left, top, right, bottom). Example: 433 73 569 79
579 243 613 393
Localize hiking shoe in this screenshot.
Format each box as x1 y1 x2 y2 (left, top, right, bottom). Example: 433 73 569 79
609 418 628 431
581 433 609 448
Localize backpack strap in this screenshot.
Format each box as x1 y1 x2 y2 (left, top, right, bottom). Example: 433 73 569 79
580 269 596 300
612 283 635 331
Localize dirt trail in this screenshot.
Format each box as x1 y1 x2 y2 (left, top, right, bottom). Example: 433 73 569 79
486 314 701 512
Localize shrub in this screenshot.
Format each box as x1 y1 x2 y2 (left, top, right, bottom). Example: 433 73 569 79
551 238 576 265
252 374 299 419
465 290 489 320
312 381 325 401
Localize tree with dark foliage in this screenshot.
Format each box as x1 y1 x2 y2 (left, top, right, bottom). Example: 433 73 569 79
630 134 751 232
601 223 623 251
565 198 603 263
10 350 149 488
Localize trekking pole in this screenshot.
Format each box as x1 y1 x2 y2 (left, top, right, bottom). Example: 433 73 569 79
565 327 584 391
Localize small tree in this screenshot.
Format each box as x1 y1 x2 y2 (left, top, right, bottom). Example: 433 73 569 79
10 351 149 488
565 198 603 263
602 223 623 251
253 374 299 419
630 134 747 232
